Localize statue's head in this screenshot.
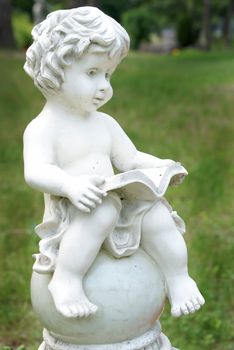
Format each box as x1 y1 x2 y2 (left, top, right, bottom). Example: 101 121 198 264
24 7 130 98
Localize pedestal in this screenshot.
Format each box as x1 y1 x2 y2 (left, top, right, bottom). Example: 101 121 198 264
39 325 178 350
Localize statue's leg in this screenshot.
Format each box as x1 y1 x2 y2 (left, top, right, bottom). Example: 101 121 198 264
141 200 205 317
48 195 120 318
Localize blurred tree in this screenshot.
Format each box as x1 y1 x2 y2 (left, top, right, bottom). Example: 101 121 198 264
200 0 212 50
0 0 16 49
154 0 234 49
33 0 48 24
177 14 199 47
65 0 100 7
222 1 233 45
141 0 202 47
122 6 154 49
12 11 33 49
12 0 32 16
100 0 130 22
10 0 234 51
213 0 234 46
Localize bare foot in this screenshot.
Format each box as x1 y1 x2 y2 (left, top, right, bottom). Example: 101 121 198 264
166 275 205 317
48 272 98 318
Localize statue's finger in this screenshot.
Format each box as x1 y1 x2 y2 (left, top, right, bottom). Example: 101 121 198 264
80 197 96 208
76 202 90 213
84 191 101 202
89 185 107 197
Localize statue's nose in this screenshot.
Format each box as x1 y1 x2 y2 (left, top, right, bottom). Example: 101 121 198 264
98 78 110 92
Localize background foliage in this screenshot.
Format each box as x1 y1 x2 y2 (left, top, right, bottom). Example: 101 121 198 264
12 12 33 49
2 0 234 50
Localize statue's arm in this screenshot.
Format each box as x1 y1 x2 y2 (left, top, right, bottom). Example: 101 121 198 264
104 114 175 171
23 121 71 197
24 120 106 212
134 151 175 168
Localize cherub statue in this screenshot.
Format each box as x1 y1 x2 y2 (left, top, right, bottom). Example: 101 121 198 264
23 7 204 320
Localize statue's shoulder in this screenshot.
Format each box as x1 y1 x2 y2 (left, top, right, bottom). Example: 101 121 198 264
23 111 52 141
96 111 113 122
97 112 120 130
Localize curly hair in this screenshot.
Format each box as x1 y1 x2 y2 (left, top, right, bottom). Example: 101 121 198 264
24 7 130 97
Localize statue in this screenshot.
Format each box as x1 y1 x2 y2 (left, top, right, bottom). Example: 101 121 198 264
24 7 205 350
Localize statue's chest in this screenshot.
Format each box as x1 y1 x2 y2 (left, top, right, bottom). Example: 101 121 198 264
54 122 111 162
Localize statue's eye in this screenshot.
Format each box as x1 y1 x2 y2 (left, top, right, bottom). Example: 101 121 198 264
87 69 97 76
105 73 110 80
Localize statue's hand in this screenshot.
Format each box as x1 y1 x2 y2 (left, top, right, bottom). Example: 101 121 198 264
64 175 107 213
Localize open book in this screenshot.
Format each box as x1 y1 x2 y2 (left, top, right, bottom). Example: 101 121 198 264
101 162 188 201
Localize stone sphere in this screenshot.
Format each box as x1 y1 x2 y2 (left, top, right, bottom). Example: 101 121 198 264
31 248 166 345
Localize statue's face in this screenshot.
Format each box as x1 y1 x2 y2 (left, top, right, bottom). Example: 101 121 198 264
60 50 119 115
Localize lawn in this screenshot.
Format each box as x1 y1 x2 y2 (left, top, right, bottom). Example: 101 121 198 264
0 49 233 350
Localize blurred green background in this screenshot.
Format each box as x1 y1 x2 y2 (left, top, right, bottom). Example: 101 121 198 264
0 1 234 349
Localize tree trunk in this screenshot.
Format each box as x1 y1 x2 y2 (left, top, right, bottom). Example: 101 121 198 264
33 0 48 24
200 0 212 50
66 0 100 8
0 0 16 49
222 1 233 47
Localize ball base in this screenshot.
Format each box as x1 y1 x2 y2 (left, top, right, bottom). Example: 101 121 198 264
32 249 176 349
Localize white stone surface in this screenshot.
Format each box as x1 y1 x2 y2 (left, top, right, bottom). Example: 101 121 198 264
39 325 178 350
31 249 165 344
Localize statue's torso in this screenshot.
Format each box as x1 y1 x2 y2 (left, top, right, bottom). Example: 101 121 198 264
37 110 115 177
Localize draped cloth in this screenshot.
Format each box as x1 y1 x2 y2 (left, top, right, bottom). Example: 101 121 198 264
33 192 185 274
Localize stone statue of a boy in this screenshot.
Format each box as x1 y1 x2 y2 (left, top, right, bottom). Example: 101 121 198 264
24 7 204 320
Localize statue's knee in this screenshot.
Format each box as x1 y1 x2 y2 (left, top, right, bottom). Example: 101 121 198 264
94 197 120 231
143 201 175 233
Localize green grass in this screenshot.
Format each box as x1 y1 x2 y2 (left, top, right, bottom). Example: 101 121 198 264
0 49 233 349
